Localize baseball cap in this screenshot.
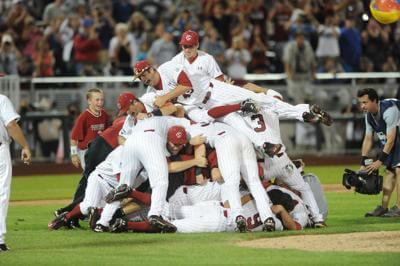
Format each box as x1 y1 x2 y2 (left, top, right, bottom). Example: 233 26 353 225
179 30 199 46
117 92 137 116
1 34 12 44
83 18 94 28
133 60 151 79
167 126 187 145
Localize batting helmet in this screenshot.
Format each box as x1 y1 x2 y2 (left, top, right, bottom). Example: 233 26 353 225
118 92 137 116
167 126 187 145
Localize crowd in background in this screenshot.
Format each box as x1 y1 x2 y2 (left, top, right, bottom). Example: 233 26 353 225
0 0 399 80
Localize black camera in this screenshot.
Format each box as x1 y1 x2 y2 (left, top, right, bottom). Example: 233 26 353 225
342 169 383 195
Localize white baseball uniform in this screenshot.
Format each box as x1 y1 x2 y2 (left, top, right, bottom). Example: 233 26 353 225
0 94 20 244
244 107 323 222
184 121 274 224
79 146 148 215
266 185 312 229
150 61 309 149
118 116 190 218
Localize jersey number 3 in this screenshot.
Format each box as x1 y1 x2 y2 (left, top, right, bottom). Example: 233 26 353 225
251 114 266 132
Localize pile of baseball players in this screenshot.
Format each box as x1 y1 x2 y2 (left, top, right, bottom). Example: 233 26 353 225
48 30 331 234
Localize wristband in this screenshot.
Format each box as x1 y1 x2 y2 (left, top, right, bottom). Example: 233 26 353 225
360 156 368 166
378 152 389 163
70 146 78 156
151 109 163 116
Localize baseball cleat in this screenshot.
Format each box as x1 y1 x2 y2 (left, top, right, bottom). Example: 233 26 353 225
88 208 101 230
262 142 283 158
382 206 400 217
240 99 259 115
48 211 68 230
310 104 333 126
0 243 10 252
94 224 109 233
54 209 63 218
110 218 128 233
262 217 276 232
313 221 327 228
148 215 177 233
105 184 132 203
235 215 248 233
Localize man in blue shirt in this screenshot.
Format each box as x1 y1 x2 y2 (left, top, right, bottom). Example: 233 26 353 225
358 88 400 217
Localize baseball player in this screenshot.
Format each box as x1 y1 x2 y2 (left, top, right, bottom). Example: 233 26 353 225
48 146 148 230
193 101 325 226
132 60 332 157
0 94 31 252
70 88 110 170
54 92 137 227
171 30 283 99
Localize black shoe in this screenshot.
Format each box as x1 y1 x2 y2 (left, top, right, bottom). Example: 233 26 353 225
0 243 10 252
48 212 68 230
94 224 109 232
67 219 81 229
262 217 275 232
310 104 333 126
54 209 63 218
235 215 248 233
262 142 283 157
148 215 177 233
88 208 101 230
365 205 388 217
110 218 128 233
240 99 259 115
105 184 132 203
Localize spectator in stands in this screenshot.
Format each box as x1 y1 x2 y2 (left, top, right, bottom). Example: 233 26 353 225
108 23 137 75
37 97 61 158
0 34 19 75
147 23 176 67
208 3 232 44
42 0 66 25
21 16 43 58
128 11 151 46
73 18 102 75
248 24 269 73
172 9 200 33
315 15 340 67
17 56 34 77
200 27 226 71
92 5 115 51
6 0 30 36
283 29 316 104
59 13 80 75
361 20 390 72
112 0 134 23
44 17 65 76
287 8 317 45
339 16 361 72
225 35 251 83
32 38 54 77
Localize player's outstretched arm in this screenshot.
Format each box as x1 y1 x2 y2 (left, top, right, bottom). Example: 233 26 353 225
271 205 298 230
154 85 191 108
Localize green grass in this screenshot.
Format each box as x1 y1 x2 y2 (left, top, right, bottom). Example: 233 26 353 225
2 165 399 265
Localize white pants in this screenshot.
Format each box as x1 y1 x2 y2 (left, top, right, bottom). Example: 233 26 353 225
79 170 118 216
78 148 87 170
0 144 11 244
263 152 323 222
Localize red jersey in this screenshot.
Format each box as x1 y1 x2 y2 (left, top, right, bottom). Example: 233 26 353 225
71 109 110 149
100 116 126 149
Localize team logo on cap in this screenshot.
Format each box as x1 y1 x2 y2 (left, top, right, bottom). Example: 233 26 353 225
185 35 192 41
176 132 183 139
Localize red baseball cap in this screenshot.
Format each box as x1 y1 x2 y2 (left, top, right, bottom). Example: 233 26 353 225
179 30 199 46
167 126 187 145
117 92 137 116
133 60 151 79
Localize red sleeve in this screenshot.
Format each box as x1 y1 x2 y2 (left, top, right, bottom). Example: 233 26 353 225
207 104 241 118
177 71 193 87
74 35 101 52
70 112 87 141
207 150 218 169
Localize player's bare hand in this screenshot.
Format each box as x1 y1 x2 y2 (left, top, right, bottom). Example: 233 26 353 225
154 96 167 108
195 157 208 168
190 135 206 146
136 112 148 120
365 160 382 174
21 147 31 165
71 154 81 168
196 174 207 185
224 76 234 85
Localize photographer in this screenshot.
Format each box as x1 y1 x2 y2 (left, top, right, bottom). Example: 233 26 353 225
358 88 400 217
